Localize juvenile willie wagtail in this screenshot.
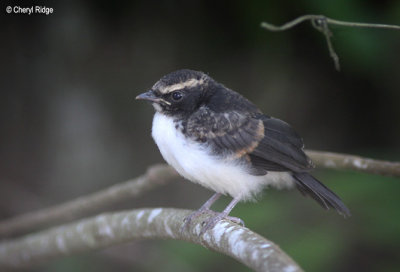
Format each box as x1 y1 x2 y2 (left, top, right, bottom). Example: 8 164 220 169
136 69 350 234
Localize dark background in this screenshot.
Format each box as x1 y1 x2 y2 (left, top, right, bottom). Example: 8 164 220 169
1 0 400 271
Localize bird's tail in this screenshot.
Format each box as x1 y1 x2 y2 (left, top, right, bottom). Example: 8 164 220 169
292 172 351 217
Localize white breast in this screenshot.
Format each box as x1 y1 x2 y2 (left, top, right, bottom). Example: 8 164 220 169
151 112 294 201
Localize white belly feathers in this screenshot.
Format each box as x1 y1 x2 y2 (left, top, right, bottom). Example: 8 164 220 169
151 112 294 201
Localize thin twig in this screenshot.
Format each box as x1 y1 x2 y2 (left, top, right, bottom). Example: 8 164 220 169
261 14 400 31
261 14 400 70
310 18 340 70
0 164 179 238
0 208 303 272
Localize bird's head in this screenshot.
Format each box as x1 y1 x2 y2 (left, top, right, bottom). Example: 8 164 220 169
136 69 213 116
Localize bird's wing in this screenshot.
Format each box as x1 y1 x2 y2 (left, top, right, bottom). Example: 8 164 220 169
248 115 314 173
186 107 263 158
186 108 350 216
186 108 313 174
252 115 350 216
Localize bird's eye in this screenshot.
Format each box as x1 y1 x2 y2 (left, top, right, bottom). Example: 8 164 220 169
171 91 183 101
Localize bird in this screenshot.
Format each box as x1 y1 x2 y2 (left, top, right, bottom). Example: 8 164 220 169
136 69 350 234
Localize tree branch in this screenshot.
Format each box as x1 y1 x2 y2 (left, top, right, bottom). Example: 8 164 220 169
0 208 303 272
261 15 400 70
0 151 399 239
306 150 400 177
0 152 397 270
0 164 179 238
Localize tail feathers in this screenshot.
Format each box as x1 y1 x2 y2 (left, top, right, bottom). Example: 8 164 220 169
292 172 351 217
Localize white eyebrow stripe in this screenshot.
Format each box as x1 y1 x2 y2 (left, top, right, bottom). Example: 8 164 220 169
159 78 203 94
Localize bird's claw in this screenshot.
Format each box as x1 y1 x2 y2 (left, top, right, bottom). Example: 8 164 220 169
226 216 245 227
199 214 244 235
180 208 212 233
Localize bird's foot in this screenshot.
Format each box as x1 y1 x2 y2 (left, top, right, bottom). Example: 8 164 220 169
199 213 245 235
181 195 243 235
181 207 212 232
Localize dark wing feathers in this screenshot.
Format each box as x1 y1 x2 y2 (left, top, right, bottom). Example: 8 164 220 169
249 155 284 172
186 107 349 216
262 117 304 148
250 116 313 172
187 108 311 172
186 107 263 156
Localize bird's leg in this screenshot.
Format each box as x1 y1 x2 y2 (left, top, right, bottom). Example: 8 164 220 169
200 196 243 235
181 193 222 231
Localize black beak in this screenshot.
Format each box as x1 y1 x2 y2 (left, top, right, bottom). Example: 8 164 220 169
135 90 161 103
